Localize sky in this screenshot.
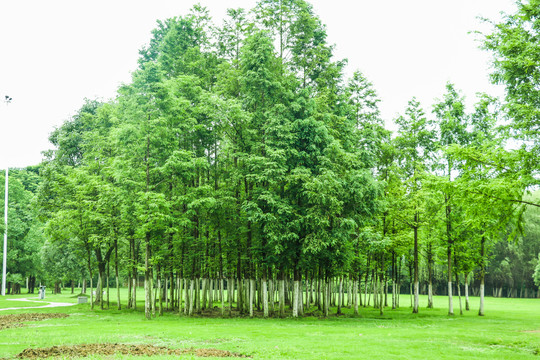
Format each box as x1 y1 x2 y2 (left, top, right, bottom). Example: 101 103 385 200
0 0 517 168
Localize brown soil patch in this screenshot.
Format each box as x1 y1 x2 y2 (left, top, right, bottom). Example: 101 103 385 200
523 330 540 333
15 344 249 358
0 313 69 330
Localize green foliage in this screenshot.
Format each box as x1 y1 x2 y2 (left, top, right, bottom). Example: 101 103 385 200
10 0 537 318
1 168 46 287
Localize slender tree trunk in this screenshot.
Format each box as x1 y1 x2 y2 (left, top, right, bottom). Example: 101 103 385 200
262 276 269 318
96 273 103 309
455 272 462 315
364 269 369 308
324 278 330 317
249 278 255 317
176 276 181 313
237 278 244 314
446 192 454 316
208 279 213 311
158 275 163 316
337 277 343 315
151 271 156 317
165 275 169 311
188 278 195 316
220 278 225 316
115 240 121 310
384 277 388 308
353 279 359 315
413 222 419 313
379 278 384 316
447 244 454 315
144 236 152 320
228 277 234 317
269 278 275 316
305 277 310 311
292 270 300 318
465 272 470 311
279 273 285 317
184 278 190 315
195 277 201 314
201 278 208 311
427 244 433 309
479 236 486 316
106 262 110 309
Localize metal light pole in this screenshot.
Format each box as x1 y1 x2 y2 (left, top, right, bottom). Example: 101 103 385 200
2 95 11 296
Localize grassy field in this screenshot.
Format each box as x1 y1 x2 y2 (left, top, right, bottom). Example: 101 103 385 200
0 289 539 359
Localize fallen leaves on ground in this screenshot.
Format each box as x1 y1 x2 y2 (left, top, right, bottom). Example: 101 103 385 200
0 313 69 331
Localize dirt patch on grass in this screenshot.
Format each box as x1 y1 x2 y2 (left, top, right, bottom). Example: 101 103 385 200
522 330 540 333
15 344 249 358
0 313 69 330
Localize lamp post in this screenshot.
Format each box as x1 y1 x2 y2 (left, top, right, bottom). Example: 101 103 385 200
2 95 11 296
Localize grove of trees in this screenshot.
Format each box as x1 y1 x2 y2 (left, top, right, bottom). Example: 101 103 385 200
1 0 539 319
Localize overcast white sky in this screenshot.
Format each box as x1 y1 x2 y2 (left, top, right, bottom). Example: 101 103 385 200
0 0 516 168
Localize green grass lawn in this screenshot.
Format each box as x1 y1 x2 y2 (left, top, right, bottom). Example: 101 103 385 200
0 289 538 359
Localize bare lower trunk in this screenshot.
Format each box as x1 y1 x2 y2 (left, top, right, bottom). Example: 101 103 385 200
90 277 94 310
413 280 419 314
456 273 462 315
144 237 152 320
324 279 330 317
144 274 151 319
392 281 396 310
448 281 454 315
298 281 304 316
353 280 359 315
220 279 225 316
479 280 485 316
158 277 163 316
262 279 268 318
479 236 486 316
132 278 137 311
379 279 384 316
409 282 412 308
249 279 255 318
292 280 299 318
208 279 213 310
427 281 433 309
151 275 156 317
201 278 208 311
195 277 201 314
165 276 169 310
228 278 234 317
364 273 369 307
237 278 243 313
413 224 419 314
465 275 470 311
337 277 343 315
279 279 285 317
116 274 121 310
184 279 189 315
188 279 195 316
269 279 275 316
180 279 185 314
